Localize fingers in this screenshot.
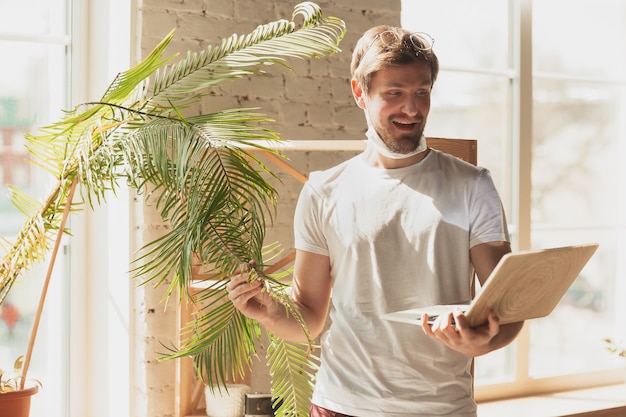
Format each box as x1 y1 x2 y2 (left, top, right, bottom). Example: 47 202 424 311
452 308 467 330
227 278 262 298
421 311 458 341
427 310 458 329
422 309 502 356
226 261 268 319
486 309 500 336
228 260 260 289
431 311 460 340
420 313 433 335
226 273 262 302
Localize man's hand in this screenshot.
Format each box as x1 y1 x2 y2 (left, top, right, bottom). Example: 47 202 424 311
226 262 277 325
421 309 501 357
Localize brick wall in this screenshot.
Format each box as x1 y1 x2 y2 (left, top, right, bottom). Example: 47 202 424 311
132 1 400 416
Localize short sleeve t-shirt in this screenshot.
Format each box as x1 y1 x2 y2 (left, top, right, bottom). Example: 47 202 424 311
294 149 509 417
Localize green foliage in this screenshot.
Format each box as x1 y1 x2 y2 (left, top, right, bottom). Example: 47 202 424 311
268 338 321 416
0 356 41 393
0 3 345 416
604 338 626 358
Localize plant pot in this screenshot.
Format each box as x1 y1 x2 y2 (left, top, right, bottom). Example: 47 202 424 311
205 384 250 417
0 385 39 417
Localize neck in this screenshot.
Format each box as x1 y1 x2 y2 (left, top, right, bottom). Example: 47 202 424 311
363 127 429 168
362 142 430 169
366 127 428 159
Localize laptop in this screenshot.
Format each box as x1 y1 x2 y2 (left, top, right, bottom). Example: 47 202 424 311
382 243 599 328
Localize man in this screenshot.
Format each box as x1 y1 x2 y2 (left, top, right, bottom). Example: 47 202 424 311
227 25 523 417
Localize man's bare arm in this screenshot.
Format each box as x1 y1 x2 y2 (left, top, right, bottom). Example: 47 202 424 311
422 241 524 356
227 250 332 343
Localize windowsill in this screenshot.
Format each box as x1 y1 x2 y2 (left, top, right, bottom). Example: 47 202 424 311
186 383 626 417
185 385 626 417
478 383 626 417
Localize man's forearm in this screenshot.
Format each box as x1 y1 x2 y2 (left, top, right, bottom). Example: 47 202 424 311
257 300 322 343
487 321 524 353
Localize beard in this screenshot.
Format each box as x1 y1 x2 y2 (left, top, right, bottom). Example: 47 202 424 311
376 121 425 155
366 125 428 161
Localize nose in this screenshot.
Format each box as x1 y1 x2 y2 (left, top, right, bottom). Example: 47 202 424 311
401 96 418 117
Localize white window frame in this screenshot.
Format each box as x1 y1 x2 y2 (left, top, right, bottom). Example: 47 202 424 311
477 0 625 401
67 1 131 416
403 0 626 402
0 1 73 416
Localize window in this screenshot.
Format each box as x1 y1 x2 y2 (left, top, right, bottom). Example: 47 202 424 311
0 0 71 416
402 0 626 399
528 0 625 385
0 1 131 416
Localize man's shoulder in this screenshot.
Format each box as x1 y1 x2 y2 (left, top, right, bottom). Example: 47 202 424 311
307 155 361 185
427 148 486 176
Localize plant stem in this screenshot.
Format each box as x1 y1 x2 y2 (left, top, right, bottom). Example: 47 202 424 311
20 178 78 389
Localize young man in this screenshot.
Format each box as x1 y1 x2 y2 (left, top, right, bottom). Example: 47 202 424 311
227 25 523 417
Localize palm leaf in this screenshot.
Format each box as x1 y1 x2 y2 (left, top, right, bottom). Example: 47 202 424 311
175 287 261 388
0 180 75 304
0 2 346 416
150 7 344 103
268 337 320 417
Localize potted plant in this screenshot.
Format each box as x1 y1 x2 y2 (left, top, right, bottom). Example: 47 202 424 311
604 337 626 392
0 3 346 416
605 338 626 358
0 357 40 417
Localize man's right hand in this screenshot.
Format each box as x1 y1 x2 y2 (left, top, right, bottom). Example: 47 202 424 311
226 263 276 324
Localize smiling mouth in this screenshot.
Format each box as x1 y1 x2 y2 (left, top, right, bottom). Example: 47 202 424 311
393 120 418 128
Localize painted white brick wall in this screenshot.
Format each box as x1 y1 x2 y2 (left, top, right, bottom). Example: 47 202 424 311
131 1 400 415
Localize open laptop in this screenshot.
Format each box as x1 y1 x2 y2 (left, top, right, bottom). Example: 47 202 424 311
382 243 599 328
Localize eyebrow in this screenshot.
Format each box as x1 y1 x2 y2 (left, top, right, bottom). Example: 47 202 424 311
381 79 432 88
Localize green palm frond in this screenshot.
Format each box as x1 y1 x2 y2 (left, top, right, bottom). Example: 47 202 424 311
175 285 262 388
23 31 177 181
100 28 178 104
268 337 320 417
123 112 281 292
0 180 75 305
0 2 345 416
150 6 344 104
6 186 44 219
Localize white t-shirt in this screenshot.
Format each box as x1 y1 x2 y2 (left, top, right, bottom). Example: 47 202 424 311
294 149 509 417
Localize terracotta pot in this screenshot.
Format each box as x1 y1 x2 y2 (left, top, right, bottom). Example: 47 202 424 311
0 385 39 417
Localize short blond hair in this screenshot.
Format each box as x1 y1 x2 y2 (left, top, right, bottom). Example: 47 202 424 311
350 25 439 94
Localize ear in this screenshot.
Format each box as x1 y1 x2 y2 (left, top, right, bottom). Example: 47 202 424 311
351 78 366 109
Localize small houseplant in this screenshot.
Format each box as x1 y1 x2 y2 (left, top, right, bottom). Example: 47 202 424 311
0 3 345 416
605 338 626 358
0 357 41 417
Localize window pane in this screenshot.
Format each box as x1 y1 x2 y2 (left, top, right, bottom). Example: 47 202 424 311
0 0 67 37
0 27 69 417
530 0 626 376
534 0 626 79
532 80 623 227
475 343 517 384
0 41 69 233
402 0 509 70
530 79 626 376
428 72 511 210
530 229 623 377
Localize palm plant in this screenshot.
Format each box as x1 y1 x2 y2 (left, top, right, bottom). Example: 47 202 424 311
0 2 345 416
